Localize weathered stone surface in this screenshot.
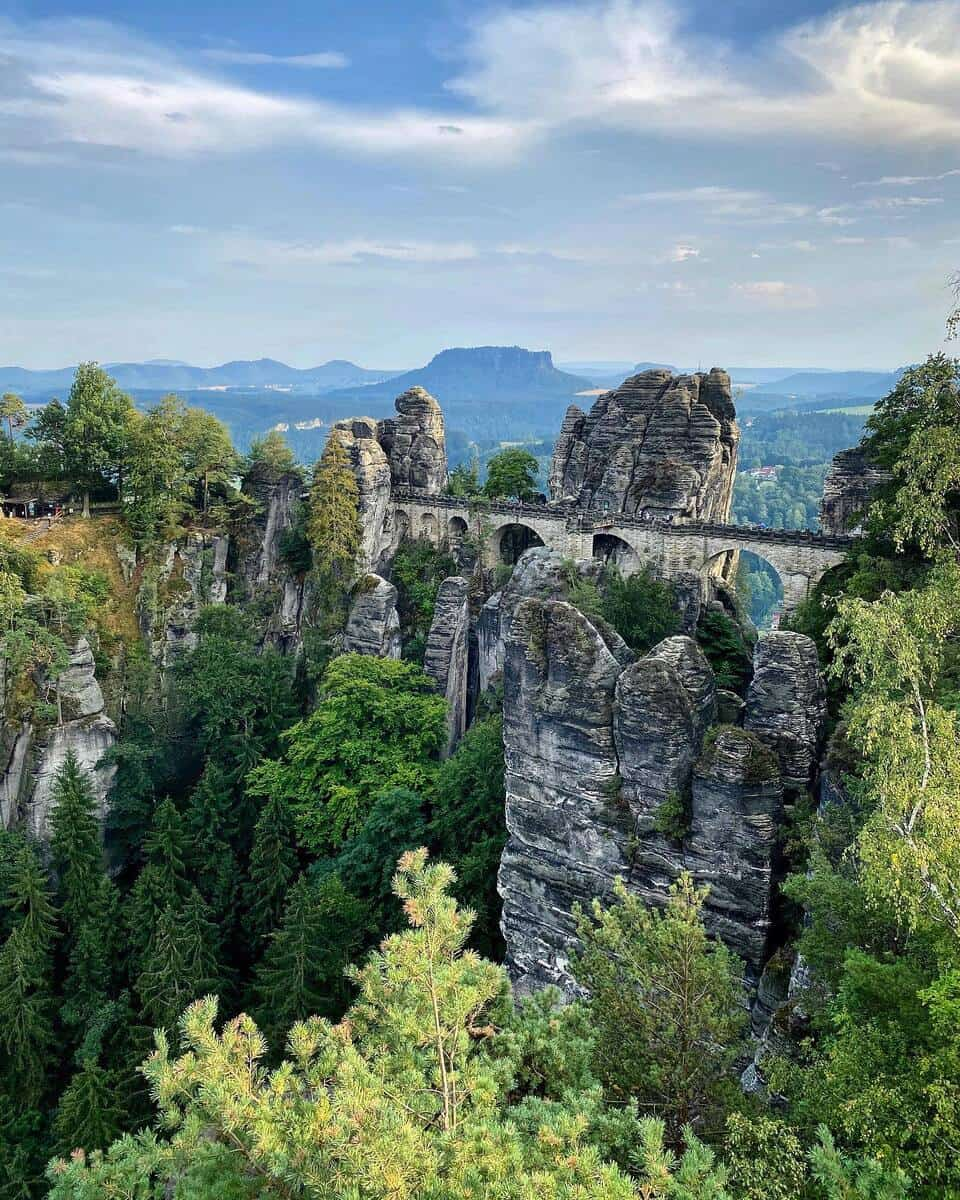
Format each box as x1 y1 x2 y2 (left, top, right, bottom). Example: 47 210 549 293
686 728 783 972
343 575 402 660
332 418 393 570
423 576 471 754
240 464 302 589
819 446 889 535
377 387 447 494
477 548 605 695
499 598 624 994
1 638 117 837
548 368 739 521
745 632 825 790
497 617 803 996
137 532 231 667
58 638 107 720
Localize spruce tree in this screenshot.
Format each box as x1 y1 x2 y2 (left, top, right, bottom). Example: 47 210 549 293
254 873 367 1042
0 847 57 1103
50 752 103 932
52 1058 123 1157
135 889 221 1029
185 765 241 929
306 431 360 585
124 797 189 968
245 792 298 944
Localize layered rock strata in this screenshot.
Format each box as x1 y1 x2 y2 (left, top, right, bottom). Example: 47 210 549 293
343 575 402 660
745 632 826 792
377 386 447 494
0 637 116 836
499 613 822 997
819 446 889 535
423 576 471 754
548 368 739 520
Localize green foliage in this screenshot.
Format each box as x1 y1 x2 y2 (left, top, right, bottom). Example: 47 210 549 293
0 392 27 442
652 790 690 842
135 889 222 1029
572 873 747 1146
52 1059 124 1159
600 566 681 655
255 873 367 1042
695 609 752 694
723 1113 805 1200
390 536 457 663
483 446 541 501
429 713 508 956
447 459 480 497
245 428 297 475
244 792 298 944
63 362 135 511
247 653 446 853
307 430 361 587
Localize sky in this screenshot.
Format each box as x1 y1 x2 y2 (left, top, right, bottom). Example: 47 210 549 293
0 0 958 370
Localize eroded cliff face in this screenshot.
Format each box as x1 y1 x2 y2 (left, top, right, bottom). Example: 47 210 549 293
343 575 402 660
331 418 394 572
377 386 447 494
423 576 472 755
0 637 116 836
548 368 739 521
498 599 823 999
819 446 889 535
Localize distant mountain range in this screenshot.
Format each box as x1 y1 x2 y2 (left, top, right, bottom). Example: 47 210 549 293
0 348 903 450
0 358 399 396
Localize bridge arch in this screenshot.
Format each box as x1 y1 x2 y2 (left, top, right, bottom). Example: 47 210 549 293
592 532 641 575
494 522 545 565
447 515 468 546
701 548 785 629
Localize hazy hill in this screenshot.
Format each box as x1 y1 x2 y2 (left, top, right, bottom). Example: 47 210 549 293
0 357 399 396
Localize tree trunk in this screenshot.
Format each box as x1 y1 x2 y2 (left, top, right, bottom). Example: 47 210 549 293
82 489 91 519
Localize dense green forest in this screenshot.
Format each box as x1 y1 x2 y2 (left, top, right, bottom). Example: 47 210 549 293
1 347 960 1197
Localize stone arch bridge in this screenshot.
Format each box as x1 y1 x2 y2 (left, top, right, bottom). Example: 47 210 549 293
389 489 854 613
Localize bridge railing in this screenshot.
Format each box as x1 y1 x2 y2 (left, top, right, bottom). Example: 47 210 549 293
390 488 857 551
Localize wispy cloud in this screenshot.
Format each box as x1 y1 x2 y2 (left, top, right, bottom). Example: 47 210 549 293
625 187 811 224
730 280 818 309
667 244 701 262
201 49 349 69
865 195 944 208
855 168 960 186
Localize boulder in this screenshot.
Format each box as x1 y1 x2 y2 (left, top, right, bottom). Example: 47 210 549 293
343 575 402 660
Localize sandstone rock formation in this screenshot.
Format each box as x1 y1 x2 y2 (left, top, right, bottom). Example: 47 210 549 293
331 418 393 571
498 602 824 997
0 637 116 837
423 577 471 754
819 446 889 535
239 462 303 590
548 368 739 520
377 386 447 494
343 575 402 660
745 632 825 791
135 531 230 667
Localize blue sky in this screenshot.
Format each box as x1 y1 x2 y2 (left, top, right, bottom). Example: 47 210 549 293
1 0 958 369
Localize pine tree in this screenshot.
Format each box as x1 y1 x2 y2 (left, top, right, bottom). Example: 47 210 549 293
185 765 242 929
0 847 57 1103
124 797 189 967
245 793 298 944
254 873 367 1042
52 1058 123 1158
136 889 222 1029
50 753 106 931
306 431 360 585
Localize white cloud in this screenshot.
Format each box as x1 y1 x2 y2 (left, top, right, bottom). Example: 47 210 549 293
668 244 701 261
201 49 349 69
0 17 524 162
169 224 206 235
2 1 960 171
220 234 480 269
855 168 960 186
730 280 818 309
452 0 960 146
626 187 811 224
817 206 858 226
834 235 868 244
865 195 944 207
